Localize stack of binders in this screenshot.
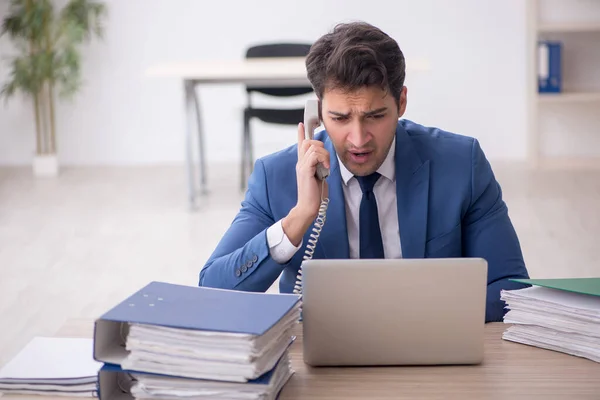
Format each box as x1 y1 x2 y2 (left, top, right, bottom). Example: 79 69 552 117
501 278 600 363
93 281 301 399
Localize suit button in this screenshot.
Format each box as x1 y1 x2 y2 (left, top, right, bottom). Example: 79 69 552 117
245 261 252 268
241 265 248 273
234 268 241 277
252 255 258 263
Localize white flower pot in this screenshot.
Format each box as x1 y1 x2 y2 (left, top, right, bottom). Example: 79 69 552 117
33 154 59 177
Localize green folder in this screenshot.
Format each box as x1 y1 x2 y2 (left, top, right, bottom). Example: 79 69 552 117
509 278 600 297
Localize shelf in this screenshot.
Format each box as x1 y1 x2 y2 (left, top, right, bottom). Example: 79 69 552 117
529 1 600 169
538 22 600 33
538 92 600 103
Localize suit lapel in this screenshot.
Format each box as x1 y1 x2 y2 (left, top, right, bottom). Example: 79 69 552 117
315 136 349 260
394 122 430 258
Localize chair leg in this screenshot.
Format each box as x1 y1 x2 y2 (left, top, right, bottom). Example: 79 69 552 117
241 110 250 191
247 120 254 176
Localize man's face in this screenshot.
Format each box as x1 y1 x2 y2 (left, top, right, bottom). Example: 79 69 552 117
321 85 407 177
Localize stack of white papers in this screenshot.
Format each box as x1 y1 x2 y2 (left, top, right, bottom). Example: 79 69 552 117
120 304 300 382
501 286 600 363
104 352 292 400
0 337 101 397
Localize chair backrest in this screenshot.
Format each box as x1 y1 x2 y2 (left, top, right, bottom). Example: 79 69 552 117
245 43 314 97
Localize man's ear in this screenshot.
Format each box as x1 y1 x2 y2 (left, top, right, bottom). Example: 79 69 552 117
398 86 408 117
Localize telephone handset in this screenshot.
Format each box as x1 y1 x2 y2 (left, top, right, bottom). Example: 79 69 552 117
303 99 330 180
293 100 330 296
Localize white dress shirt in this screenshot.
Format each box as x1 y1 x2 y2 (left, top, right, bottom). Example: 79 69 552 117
266 138 402 263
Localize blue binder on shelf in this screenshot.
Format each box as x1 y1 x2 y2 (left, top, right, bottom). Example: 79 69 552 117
538 40 562 93
92 281 301 369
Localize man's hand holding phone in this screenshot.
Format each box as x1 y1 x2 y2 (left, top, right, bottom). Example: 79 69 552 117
281 122 330 247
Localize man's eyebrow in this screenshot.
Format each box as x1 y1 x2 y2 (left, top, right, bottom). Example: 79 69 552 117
364 107 387 116
328 110 349 117
327 107 388 117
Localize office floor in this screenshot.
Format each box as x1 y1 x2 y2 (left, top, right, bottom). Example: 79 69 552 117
0 162 599 367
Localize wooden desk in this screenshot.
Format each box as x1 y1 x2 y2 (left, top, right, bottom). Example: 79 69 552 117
3 318 599 399
145 57 430 209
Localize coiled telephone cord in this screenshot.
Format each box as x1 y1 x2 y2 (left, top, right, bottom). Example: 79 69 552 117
293 180 329 296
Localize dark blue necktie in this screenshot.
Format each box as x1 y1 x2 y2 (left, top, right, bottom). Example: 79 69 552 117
356 172 385 258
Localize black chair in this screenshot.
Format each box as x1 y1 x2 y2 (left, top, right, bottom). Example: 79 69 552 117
241 43 314 190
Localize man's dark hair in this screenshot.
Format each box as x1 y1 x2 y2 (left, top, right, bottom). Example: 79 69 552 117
306 21 406 105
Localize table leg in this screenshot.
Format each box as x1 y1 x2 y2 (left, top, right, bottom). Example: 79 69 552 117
184 80 199 210
192 83 208 195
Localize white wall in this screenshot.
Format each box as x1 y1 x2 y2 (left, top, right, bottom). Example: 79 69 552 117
0 0 530 166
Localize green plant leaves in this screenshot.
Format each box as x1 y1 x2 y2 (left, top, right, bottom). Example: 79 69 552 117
0 0 106 101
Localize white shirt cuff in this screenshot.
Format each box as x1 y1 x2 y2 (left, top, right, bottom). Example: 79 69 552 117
267 219 302 264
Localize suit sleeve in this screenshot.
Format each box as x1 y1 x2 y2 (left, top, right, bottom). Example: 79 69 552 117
462 139 530 322
199 159 294 292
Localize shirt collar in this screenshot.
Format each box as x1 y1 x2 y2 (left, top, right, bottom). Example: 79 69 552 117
338 136 396 186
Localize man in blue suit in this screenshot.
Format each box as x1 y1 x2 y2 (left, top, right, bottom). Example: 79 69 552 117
199 21 529 322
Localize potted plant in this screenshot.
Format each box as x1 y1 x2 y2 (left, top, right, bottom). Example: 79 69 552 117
1 0 107 176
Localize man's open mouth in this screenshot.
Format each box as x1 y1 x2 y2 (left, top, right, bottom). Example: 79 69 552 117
349 150 373 163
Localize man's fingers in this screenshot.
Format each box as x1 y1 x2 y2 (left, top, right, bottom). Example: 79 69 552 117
310 145 329 162
300 141 325 159
304 148 330 170
299 123 327 158
298 122 304 146
298 122 307 159
301 140 311 156
314 152 330 169
306 145 329 164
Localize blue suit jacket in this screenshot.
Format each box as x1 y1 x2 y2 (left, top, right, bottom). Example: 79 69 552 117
199 119 530 322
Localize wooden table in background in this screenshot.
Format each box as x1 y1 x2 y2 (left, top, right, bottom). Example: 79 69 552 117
145 57 432 209
3 319 600 399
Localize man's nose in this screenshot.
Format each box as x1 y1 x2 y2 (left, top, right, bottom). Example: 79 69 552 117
347 121 370 148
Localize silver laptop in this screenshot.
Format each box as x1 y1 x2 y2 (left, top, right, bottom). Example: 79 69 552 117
301 258 488 366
